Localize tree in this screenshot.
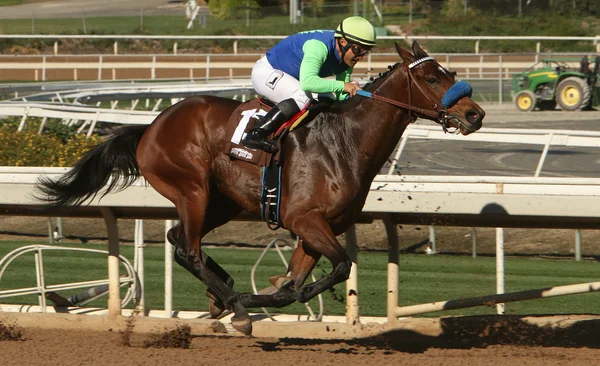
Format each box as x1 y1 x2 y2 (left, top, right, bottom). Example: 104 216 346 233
208 0 259 19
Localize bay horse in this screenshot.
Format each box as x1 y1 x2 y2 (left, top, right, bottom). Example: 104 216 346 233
36 41 485 335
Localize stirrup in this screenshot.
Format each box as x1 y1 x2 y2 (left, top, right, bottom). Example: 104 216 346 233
244 139 278 153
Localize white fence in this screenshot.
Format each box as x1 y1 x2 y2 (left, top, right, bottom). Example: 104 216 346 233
0 52 588 83
1 167 600 322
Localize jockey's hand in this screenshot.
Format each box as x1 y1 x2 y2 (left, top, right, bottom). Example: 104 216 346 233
343 81 361 98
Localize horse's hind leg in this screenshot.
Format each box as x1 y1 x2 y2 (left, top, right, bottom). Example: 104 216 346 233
171 225 232 318
172 190 253 335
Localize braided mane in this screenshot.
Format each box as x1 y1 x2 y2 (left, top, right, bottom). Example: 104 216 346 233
362 62 401 92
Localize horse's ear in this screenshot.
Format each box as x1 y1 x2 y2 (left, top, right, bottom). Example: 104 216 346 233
412 41 429 59
395 42 414 62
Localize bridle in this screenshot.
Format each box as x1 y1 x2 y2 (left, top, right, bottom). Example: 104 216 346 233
358 56 458 133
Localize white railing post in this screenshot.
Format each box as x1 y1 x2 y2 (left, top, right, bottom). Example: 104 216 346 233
344 224 359 324
134 219 145 312
472 227 477 258
535 132 554 177
98 55 103 80
496 227 505 315
383 215 399 321
206 55 210 80
164 220 174 318
42 55 46 81
100 207 121 318
498 54 503 104
575 229 582 261
151 55 156 80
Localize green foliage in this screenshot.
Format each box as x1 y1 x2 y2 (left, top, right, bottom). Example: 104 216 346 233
415 12 598 53
0 121 100 167
0 0 23 5
440 0 478 18
208 0 260 20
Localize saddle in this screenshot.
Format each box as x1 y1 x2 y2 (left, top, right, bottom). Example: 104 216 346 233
224 98 329 229
224 98 309 167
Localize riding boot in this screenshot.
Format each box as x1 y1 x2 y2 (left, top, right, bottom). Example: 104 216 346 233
242 98 300 153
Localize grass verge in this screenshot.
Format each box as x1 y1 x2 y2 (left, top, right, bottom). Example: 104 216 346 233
0 240 597 318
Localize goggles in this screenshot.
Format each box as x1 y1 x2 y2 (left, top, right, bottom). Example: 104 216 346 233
350 43 370 57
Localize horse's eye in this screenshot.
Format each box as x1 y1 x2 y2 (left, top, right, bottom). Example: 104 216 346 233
427 77 439 84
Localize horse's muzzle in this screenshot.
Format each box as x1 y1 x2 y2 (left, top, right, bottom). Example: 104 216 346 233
459 108 485 135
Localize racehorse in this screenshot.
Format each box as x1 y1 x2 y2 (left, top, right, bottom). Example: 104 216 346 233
36 41 485 335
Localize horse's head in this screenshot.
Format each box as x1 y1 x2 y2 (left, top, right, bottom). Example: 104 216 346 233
394 41 485 135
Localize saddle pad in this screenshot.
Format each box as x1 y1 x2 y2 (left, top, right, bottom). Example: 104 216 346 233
224 99 273 166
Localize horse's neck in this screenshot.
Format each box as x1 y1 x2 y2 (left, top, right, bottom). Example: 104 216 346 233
344 70 412 178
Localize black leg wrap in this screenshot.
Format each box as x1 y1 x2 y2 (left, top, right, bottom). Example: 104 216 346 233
297 259 352 303
206 255 234 288
237 289 297 309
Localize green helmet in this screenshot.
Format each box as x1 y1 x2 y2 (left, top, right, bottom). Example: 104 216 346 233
334 16 377 48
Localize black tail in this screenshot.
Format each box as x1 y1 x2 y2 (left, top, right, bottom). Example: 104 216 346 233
36 125 149 206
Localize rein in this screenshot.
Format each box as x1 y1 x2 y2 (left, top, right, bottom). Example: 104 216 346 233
356 89 442 120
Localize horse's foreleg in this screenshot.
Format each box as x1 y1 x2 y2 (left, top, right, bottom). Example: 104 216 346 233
287 239 322 287
233 239 320 309
238 239 322 308
283 211 351 303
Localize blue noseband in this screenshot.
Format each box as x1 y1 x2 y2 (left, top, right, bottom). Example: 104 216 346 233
441 81 472 109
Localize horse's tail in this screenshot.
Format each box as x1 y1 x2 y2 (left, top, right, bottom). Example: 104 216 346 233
36 125 149 206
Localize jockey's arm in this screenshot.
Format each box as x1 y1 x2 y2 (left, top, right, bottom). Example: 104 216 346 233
299 39 346 95
335 68 354 100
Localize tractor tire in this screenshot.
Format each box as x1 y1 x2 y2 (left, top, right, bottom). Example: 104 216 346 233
556 77 592 111
514 90 537 112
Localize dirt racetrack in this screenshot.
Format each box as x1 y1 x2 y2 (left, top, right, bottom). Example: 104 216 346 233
1 312 600 365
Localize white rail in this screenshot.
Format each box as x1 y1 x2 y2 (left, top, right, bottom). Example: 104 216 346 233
1 167 600 322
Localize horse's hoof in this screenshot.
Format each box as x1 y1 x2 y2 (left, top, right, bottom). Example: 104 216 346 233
231 303 253 335
205 290 225 318
231 315 252 335
208 297 226 318
268 275 291 289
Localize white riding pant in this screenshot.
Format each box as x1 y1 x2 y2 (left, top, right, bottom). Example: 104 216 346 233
251 56 335 110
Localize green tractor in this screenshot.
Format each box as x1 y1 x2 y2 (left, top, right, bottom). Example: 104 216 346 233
511 57 600 112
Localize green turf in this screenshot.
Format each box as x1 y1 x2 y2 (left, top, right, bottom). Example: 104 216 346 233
0 240 597 318
0 0 24 6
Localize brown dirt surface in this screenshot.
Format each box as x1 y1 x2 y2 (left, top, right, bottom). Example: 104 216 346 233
0 313 600 366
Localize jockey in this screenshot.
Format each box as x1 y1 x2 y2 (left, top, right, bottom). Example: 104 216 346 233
242 16 377 153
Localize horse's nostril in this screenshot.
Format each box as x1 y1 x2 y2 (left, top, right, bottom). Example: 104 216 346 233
466 109 482 124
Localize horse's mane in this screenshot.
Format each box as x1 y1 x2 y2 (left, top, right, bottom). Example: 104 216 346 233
301 61 405 155
362 62 402 92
